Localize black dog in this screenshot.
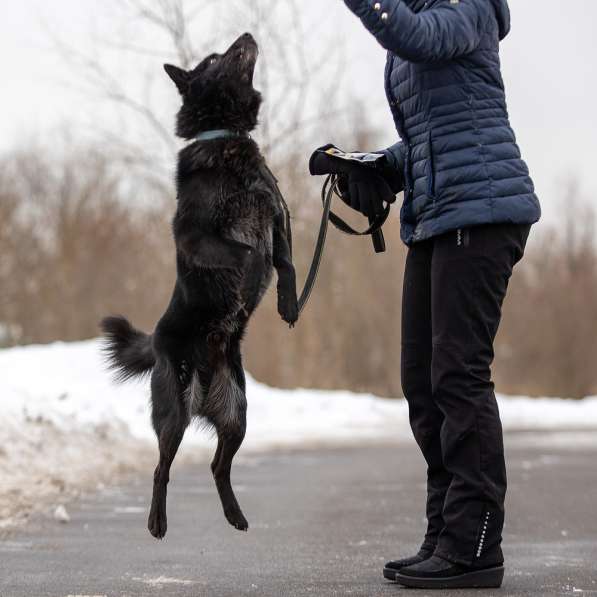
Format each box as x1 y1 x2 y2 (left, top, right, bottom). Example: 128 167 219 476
101 33 298 539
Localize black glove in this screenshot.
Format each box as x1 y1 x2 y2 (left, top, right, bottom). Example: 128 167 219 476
309 145 397 219
336 169 396 218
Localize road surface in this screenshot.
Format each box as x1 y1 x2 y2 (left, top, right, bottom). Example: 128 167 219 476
1 433 597 597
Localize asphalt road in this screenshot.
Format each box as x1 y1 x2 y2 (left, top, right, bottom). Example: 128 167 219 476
1 433 597 597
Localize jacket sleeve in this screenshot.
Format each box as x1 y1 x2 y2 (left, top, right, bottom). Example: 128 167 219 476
379 141 405 193
343 0 487 63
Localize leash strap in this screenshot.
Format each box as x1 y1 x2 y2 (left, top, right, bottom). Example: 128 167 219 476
297 175 389 314
257 161 293 258
297 176 334 314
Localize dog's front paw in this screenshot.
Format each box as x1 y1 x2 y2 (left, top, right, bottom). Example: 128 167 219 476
277 293 299 328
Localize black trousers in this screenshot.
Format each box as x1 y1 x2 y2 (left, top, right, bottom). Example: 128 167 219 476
401 223 531 567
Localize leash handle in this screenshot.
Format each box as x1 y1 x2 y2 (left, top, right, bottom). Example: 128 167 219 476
327 176 390 248
370 222 386 254
296 175 390 315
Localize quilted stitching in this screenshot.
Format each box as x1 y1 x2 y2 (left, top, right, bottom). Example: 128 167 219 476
344 0 540 244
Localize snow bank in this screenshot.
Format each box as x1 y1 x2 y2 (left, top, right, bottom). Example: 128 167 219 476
2 339 596 447
1 339 597 528
0 339 409 451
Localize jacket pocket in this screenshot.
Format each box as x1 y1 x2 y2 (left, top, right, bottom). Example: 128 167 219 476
427 132 436 200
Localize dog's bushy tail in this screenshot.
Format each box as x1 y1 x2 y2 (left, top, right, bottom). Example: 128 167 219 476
100 316 155 382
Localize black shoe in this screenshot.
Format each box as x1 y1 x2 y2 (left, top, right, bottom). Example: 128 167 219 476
382 548 434 581
396 555 504 589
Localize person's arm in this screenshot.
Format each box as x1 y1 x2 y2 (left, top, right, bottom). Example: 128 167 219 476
343 0 487 63
379 141 405 193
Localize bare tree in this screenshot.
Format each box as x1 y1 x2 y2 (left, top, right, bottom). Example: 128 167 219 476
48 0 349 184
22 2 597 399
3 139 597 398
496 182 597 399
0 144 174 345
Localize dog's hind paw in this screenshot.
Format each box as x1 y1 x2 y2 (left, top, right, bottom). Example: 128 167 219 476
148 502 168 540
225 508 249 532
235 520 249 532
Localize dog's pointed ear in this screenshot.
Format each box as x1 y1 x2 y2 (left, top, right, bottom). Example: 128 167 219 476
164 64 190 94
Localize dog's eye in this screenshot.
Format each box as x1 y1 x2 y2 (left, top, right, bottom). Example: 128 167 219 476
209 57 218 65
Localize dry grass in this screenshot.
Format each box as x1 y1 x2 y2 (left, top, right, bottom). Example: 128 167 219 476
1 147 595 399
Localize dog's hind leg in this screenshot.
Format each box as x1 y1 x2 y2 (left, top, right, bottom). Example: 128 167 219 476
205 333 248 531
147 357 189 539
213 431 247 531
210 436 223 476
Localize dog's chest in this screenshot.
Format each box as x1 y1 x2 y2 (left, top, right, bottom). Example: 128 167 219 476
221 193 275 254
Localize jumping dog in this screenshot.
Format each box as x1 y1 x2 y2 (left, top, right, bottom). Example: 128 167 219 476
101 33 298 538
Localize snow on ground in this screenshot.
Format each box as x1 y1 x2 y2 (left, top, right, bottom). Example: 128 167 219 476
1 339 597 530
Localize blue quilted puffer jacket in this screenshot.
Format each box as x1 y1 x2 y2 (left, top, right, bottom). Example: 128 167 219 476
344 0 541 245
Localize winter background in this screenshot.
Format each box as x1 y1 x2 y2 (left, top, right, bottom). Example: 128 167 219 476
2 339 597 530
1 0 597 537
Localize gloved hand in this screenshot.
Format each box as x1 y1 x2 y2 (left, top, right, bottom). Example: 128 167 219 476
309 145 397 219
336 169 396 219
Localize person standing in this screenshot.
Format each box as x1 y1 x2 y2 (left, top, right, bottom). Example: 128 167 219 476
320 0 540 589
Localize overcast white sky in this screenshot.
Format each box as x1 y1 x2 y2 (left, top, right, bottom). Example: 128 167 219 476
2 0 597 226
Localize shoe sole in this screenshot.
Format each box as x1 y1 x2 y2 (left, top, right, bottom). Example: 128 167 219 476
383 567 398 581
396 565 504 589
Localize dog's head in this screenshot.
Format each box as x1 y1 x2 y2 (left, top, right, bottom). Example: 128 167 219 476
164 33 262 140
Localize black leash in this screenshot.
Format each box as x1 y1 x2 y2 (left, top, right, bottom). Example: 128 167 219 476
297 175 390 314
